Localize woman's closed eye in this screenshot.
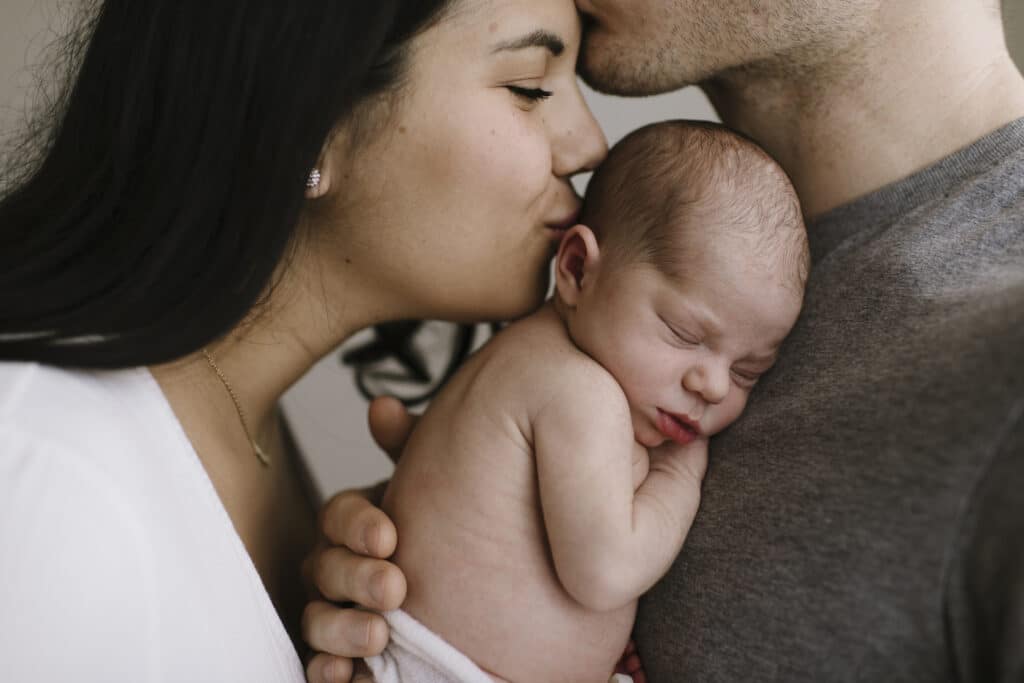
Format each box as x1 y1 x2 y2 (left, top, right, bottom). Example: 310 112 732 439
506 85 553 102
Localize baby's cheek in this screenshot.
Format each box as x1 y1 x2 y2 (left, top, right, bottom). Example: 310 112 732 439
710 392 750 435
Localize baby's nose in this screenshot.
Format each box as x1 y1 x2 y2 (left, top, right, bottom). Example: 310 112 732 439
683 364 729 405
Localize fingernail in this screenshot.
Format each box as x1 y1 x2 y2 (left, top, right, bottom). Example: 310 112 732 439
361 522 378 554
369 570 387 606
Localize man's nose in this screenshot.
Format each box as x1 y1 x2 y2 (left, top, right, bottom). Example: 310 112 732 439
683 363 730 405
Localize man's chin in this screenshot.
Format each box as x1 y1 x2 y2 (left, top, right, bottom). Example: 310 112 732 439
577 39 694 97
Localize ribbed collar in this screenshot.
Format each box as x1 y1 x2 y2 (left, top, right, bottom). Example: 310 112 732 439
807 116 1024 262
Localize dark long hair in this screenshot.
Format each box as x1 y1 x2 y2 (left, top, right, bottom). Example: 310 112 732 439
0 0 455 368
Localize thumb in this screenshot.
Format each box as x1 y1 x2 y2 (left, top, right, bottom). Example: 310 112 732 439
368 396 417 464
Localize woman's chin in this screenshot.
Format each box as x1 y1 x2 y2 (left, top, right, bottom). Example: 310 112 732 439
505 285 552 321
461 297 548 325
480 275 551 322
420 270 551 325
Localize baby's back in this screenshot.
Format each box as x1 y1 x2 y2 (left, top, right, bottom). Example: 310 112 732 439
383 305 635 682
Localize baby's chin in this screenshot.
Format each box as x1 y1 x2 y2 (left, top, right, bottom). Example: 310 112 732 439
633 421 667 449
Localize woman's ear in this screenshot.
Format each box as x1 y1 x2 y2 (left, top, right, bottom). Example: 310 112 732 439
554 224 601 308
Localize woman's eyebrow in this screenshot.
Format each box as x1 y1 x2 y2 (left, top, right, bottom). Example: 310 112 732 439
491 29 565 56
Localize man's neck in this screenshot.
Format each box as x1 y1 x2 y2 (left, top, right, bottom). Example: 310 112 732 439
701 3 1024 220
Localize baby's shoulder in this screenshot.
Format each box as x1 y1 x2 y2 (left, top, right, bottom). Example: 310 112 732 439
485 316 618 398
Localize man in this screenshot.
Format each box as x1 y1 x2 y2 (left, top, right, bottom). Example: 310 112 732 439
305 1 1024 680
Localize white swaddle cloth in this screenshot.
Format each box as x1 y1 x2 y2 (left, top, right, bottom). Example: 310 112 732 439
365 609 635 682
364 609 496 683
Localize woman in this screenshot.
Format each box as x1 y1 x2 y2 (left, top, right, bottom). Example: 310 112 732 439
0 0 605 680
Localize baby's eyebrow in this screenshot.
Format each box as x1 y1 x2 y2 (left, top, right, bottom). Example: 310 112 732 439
491 29 565 57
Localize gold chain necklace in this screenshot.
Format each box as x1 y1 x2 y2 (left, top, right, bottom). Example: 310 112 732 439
202 349 271 468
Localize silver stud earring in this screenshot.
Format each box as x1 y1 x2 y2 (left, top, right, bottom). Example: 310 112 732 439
306 168 322 190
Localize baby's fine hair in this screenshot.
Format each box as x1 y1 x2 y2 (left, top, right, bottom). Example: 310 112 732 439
581 120 810 293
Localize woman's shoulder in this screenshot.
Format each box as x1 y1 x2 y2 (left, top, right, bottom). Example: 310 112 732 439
0 361 202 526
0 361 190 543
2 359 149 407
1 360 153 413
0 361 176 464
0 362 306 680
0 379 162 680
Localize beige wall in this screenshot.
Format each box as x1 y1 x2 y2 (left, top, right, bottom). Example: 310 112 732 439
1010 2 1024 68
2 2 1023 498
0 0 51 138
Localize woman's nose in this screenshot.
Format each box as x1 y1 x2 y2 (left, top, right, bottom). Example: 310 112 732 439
551 89 608 178
683 363 730 405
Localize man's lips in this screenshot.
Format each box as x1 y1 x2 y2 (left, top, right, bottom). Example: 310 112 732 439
655 408 701 446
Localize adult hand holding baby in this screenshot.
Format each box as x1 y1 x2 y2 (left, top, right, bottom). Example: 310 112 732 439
304 397 414 683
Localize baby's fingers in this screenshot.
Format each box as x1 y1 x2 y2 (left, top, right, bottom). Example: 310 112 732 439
651 437 709 484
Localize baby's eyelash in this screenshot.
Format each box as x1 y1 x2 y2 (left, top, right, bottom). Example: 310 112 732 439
659 315 700 346
506 85 554 101
731 369 761 387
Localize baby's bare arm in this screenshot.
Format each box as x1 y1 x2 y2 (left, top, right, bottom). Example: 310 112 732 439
533 367 708 612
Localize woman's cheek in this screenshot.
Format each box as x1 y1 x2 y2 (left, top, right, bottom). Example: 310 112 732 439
480 112 553 206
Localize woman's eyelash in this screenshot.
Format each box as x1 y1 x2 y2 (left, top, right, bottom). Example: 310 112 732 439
506 85 553 101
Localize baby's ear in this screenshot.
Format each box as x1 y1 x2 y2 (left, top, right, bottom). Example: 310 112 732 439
553 224 601 307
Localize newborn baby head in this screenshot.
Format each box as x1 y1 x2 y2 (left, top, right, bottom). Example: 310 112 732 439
554 120 810 448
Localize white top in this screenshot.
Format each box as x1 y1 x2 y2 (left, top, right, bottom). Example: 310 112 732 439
0 362 305 683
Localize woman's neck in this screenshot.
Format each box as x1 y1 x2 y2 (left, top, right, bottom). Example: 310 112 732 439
145 248 379 615
150 234 397 441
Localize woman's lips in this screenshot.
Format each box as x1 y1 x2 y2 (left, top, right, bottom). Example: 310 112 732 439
545 208 581 234
655 408 700 446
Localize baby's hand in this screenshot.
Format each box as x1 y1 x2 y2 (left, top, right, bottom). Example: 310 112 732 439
648 437 709 490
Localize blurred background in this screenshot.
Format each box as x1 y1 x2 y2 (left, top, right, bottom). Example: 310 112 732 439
3 1 1023 500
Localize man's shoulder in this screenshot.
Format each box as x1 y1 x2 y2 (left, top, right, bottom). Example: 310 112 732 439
944 401 1024 680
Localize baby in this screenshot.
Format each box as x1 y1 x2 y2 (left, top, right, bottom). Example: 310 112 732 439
366 120 810 683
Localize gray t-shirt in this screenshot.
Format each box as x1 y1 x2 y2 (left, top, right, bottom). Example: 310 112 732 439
636 118 1024 682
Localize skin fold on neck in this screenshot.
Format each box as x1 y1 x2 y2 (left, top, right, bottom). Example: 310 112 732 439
702 2 1024 220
